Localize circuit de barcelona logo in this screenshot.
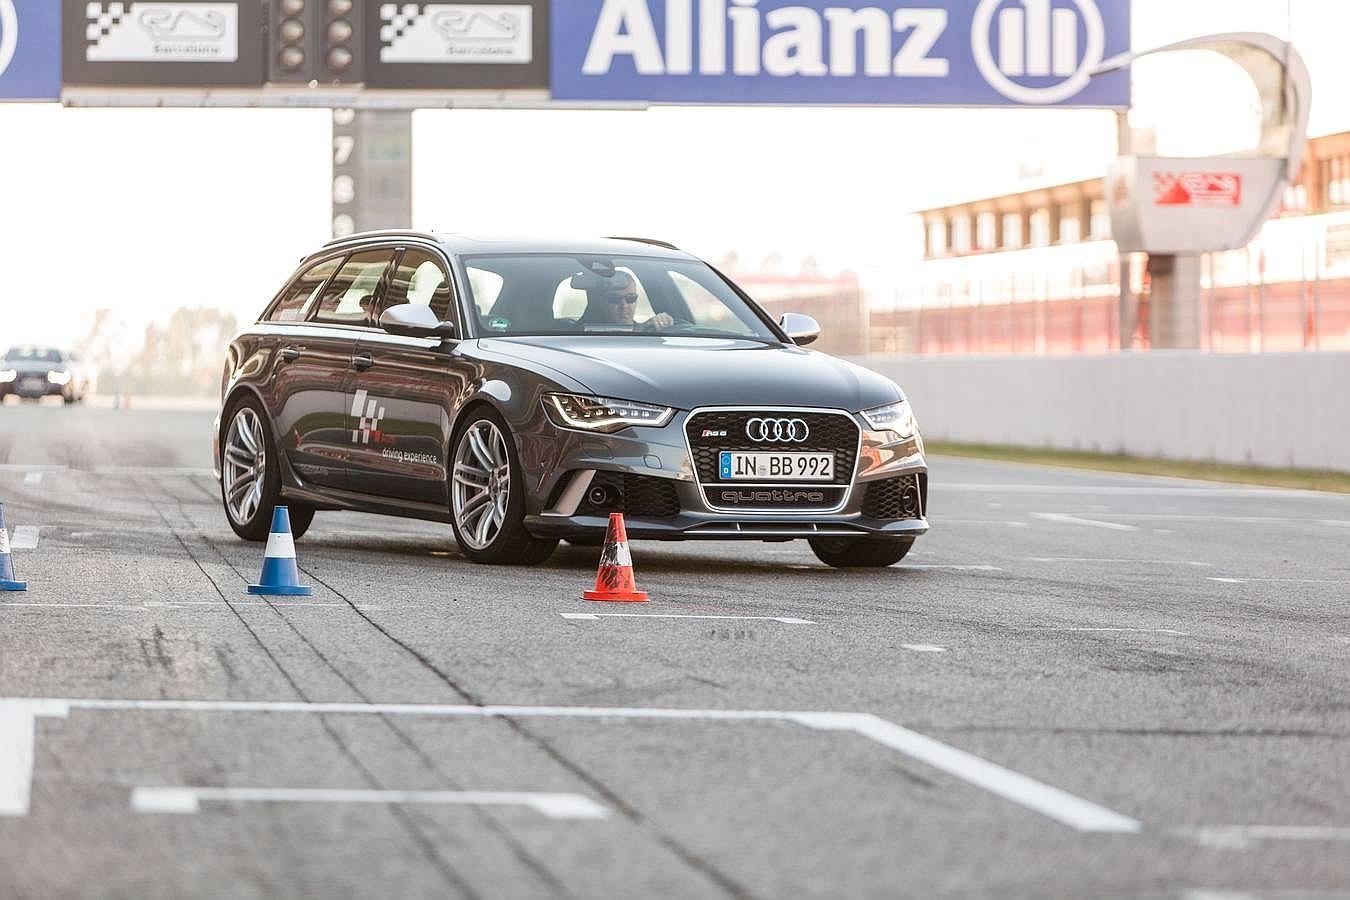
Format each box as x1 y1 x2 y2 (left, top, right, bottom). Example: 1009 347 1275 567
553 0 1127 107
85 2 239 63
0 0 17 79
380 3 533 64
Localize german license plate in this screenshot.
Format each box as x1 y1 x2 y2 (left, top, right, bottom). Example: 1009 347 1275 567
719 451 834 481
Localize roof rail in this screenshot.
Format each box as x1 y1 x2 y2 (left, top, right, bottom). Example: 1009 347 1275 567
606 236 681 251
324 229 440 247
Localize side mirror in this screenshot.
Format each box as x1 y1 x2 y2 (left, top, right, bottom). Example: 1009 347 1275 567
779 313 821 346
380 303 458 340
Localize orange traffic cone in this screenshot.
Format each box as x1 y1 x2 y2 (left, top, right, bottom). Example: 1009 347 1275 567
583 513 649 602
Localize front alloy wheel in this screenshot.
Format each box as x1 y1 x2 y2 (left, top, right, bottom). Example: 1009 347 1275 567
221 398 314 542
450 409 557 565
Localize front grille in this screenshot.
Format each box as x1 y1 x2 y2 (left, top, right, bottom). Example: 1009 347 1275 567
685 410 859 488
861 474 925 520
577 472 681 519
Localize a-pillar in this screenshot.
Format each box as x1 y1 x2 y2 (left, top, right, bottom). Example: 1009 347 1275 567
1145 253 1204 349
331 108 413 238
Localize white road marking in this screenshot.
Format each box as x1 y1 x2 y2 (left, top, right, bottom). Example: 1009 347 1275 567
1183 825 1350 849
1208 576 1349 586
0 602 382 612
0 604 151 611
0 703 38 816
90 466 214 477
23 472 41 485
899 564 1004 572
901 644 947 653
4 698 1141 833
1031 513 1138 532
1029 557 1211 567
561 613 815 624
1047 627 1189 636
1320 520 1350 527
1182 892 1263 900
942 484 1314 497
10 527 39 551
0 465 66 474
130 787 609 820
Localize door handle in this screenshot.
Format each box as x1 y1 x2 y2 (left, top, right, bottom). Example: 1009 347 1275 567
352 355 375 371
278 347 302 363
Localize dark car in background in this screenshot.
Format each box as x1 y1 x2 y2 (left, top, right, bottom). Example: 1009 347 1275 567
0 346 95 404
213 232 928 567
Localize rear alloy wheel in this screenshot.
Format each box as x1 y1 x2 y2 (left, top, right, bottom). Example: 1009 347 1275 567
808 537 913 568
450 408 557 565
221 398 314 542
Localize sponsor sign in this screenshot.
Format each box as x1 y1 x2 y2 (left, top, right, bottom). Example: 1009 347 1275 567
1109 156 1282 254
85 2 238 62
0 0 61 100
364 1 549 90
1153 171 1242 207
550 0 1130 106
63 0 263 86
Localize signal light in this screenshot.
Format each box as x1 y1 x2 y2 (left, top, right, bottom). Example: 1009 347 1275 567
267 0 363 85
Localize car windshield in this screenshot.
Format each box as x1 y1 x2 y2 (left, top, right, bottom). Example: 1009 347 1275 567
462 254 780 340
3 346 61 363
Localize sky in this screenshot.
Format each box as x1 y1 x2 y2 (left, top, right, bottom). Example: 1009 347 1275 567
1 0 1344 352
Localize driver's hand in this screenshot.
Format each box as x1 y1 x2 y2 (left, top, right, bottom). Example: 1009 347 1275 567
643 313 675 330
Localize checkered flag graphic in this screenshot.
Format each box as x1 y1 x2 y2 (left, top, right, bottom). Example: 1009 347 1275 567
85 1 131 46
379 3 425 49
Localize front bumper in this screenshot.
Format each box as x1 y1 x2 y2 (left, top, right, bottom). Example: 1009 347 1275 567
522 406 928 542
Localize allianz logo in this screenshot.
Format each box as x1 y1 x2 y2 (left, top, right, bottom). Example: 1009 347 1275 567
581 0 1106 104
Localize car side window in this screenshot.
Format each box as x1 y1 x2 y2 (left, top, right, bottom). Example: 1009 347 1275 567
385 249 455 322
312 250 396 327
270 257 343 323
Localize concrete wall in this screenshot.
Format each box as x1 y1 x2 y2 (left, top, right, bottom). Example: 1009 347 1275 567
853 351 1350 472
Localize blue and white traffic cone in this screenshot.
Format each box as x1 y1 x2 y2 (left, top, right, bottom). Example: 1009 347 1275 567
248 506 312 597
0 503 27 592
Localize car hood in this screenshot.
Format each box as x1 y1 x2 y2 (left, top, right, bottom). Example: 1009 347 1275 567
475 336 903 412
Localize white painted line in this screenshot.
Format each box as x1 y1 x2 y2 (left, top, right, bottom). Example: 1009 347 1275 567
0 604 150 611
560 613 815 625
1183 825 1350 849
943 483 1319 497
901 644 947 653
90 466 215 477
1208 576 1350 586
0 465 66 474
0 703 38 816
23 472 42 485
3 698 1140 833
10 527 39 551
1048 627 1189 636
1182 891 1263 900
1031 513 1138 532
899 564 1004 572
131 787 609 820
1320 520 1350 527
796 713 1141 833
0 602 383 612
1029 557 1212 567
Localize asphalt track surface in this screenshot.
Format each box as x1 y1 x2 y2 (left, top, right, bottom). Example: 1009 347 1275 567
1 401 1348 900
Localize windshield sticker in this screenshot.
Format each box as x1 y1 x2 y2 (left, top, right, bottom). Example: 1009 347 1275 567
488 317 511 331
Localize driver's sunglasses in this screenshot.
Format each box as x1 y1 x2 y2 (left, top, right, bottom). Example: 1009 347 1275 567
605 293 639 305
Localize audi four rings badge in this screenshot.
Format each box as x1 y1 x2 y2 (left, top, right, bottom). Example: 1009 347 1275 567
745 418 810 443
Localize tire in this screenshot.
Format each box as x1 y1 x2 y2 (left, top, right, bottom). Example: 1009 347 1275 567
449 406 558 565
808 537 914 568
220 396 314 543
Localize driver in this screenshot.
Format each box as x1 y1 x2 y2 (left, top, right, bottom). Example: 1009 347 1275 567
582 272 675 331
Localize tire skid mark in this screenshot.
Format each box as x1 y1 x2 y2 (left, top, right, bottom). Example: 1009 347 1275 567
130 474 483 900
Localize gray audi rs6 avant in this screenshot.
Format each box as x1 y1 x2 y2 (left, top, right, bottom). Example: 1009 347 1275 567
213 232 928 567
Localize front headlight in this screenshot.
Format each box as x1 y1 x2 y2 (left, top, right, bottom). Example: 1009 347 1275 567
862 400 918 440
0 370 15 384
48 370 72 386
543 393 675 434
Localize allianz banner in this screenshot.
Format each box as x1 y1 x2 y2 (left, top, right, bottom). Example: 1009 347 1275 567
551 0 1130 106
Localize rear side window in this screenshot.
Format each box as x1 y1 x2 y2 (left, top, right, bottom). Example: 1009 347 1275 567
270 257 342 323
313 250 396 326
385 249 454 322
